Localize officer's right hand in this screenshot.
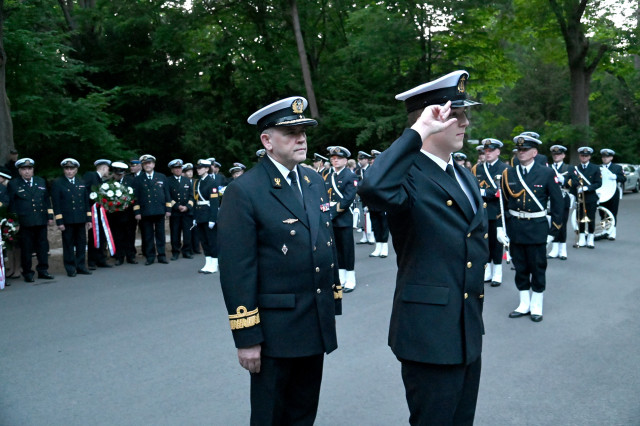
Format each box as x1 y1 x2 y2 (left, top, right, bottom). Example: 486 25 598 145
238 344 261 373
497 227 510 245
208 221 215 229
410 100 458 142
58 225 65 232
135 214 141 221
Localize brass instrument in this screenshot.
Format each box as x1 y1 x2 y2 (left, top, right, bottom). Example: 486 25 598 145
577 179 591 224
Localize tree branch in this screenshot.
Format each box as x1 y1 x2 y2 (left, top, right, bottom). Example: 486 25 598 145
586 42 608 75
57 0 76 31
548 0 569 42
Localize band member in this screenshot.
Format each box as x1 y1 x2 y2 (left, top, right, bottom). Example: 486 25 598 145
84 159 112 269
8 158 55 282
368 149 390 259
473 138 508 287
133 154 172 265
453 152 467 167
167 159 194 260
475 144 485 166
359 70 487 425
571 147 602 248
547 145 573 259
219 96 341 425
193 160 220 273
326 146 358 292
51 158 92 277
356 151 375 245
497 134 564 322
599 149 626 240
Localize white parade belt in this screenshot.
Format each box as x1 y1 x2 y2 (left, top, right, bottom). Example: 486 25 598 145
197 200 210 206
508 209 546 219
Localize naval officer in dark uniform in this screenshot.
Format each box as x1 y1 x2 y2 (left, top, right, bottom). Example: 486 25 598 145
193 159 220 274
599 148 625 240
571 146 602 248
107 162 137 265
548 144 574 260
132 154 172 265
8 158 55 282
84 159 112 268
51 158 93 277
359 70 487 425
473 138 509 287
218 96 341 425
497 134 564 322
167 159 194 260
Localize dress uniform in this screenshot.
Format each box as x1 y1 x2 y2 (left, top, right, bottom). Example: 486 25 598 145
312 153 328 174
219 96 341 425
511 133 549 167
84 159 113 268
473 138 509 287
228 162 247 182
182 163 202 255
132 154 172 265
367 149 390 259
497 134 564 322
108 162 137 265
355 151 375 245
8 158 55 282
599 148 626 240
125 159 142 261
51 158 92 277
0 170 10 207
547 145 574 260
167 159 194 260
193 159 220 274
207 158 227 189
571 147 602 248
359 70 487 425
325 146 358 292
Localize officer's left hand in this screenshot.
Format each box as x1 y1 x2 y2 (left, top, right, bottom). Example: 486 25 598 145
166 212 171 217
546 235 554 244
58 225 65 232
238 344 261 373
86 222 92 230
208 221 215 229
48 220 54 226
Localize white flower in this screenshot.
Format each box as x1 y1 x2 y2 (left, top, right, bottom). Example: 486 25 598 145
114 182 121 188
101 183 109 190
115 190 122 197
128 187 133 194
90 192 98 200
106 190 114 197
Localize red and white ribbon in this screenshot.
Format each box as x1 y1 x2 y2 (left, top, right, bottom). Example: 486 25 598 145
91 204 116 256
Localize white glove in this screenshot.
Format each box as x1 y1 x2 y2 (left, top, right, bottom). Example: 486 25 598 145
208 221 215 229
557 175 565 185
577 187 584 194
546 235 554 244
192 220 197 227
497 227 510 246
480 189 486 197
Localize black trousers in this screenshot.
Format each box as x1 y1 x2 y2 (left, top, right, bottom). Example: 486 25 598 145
333 225 354 270
140 215 166 260
401 357 481 426
250 354 324 426
487 220 503 264
108 211 136 261
170 213 192 256
124 209 139 257
191 223 202 253
196 222 217 257
370 210 389 242
577 200 597 233
19 225 49 277
600 189 620 223
61 223 87 274
87 213 108 266
556 194 571 243
511 242 547 292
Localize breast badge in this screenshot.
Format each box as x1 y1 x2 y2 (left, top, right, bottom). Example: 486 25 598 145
282 244 288 255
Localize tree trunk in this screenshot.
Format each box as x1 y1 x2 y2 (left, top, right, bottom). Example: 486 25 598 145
0 0 15 161
290 0 319 118
635 0 640 70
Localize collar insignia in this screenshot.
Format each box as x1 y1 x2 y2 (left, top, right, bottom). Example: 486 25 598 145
274 177 281 187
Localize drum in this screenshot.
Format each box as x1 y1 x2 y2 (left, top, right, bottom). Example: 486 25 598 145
596 166 617 203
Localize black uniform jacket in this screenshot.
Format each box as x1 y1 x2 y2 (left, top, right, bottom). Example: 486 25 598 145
218 157 341 358
83 171 103 194
500 163 564 244
570 163 602 204
8 176 53 227
132 172 172 216
0 184 9 208
51 177 91 225
192 175 219 224
168 175 194 215
358 129 488 366
473 159 509 220
325 167 358 227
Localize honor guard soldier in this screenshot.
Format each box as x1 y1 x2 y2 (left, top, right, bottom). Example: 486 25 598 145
473 138 509 287
326 146 359 292
133 154 172 265
548 145 573 259
572 147 602 248
219 96 341 425
8 158 55 282
453 152 467 167
167 159 194 260
51 158 92 277
193 159 220 274
475 144 485 166
367 149 390 259
356 151 372 179
207 158 227 189
359 71 487 425
312 153 328 175
182 162 202 255
497 134 564 322
229 162 247 181
84 159 113 269
599 149 625 240
512 132 548 167
356 151 375 245
108 162 137 265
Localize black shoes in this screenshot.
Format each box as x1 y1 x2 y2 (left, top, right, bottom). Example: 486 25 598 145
158 257 169 264
491 281 501 287
145 259 154 265
531 314 543 322
88 264 97 270
38 272 54 280
171 254 180 261
114 259 125 266
67 271 77 277
183 254 193 259
96 262 112 268
24 275 35 283
508 311 530 318
127 258 138 264
77 269 92 275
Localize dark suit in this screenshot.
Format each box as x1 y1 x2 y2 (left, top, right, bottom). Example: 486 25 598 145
571 163 602 233
51 177 91 274
325 167 358 270
550 162 574 243
8 176 53 278
358 129 488 425
83 171 109 266
168 175 194 257
474 159 509 264
132 172 171 262
193 175 219 257
218 157 341 425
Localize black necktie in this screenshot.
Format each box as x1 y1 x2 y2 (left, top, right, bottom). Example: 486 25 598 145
289 170 304 206
148 174 152 180
521 166 527 176
445 164 457 182
70 178 74 185
26 180 31 187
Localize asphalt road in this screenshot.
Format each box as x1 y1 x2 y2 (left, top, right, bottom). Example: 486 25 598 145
1 193 639 426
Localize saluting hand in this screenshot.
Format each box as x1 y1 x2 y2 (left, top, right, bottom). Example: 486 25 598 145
238 344 261 374
410 100 458 142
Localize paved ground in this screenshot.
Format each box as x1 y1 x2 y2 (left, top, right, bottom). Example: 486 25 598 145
1 194 639 425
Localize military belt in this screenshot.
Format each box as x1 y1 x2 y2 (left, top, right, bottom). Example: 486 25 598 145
509 209 546 219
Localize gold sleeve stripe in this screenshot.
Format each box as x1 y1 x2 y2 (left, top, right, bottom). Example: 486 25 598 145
47 209 54 214
133 205 140 211
553 222 563 230
211 194 218 198
165 202 172 208
87 212 92 216
229 306 261 331
170 200 176 207
334 285 343 300
55 214 63 220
